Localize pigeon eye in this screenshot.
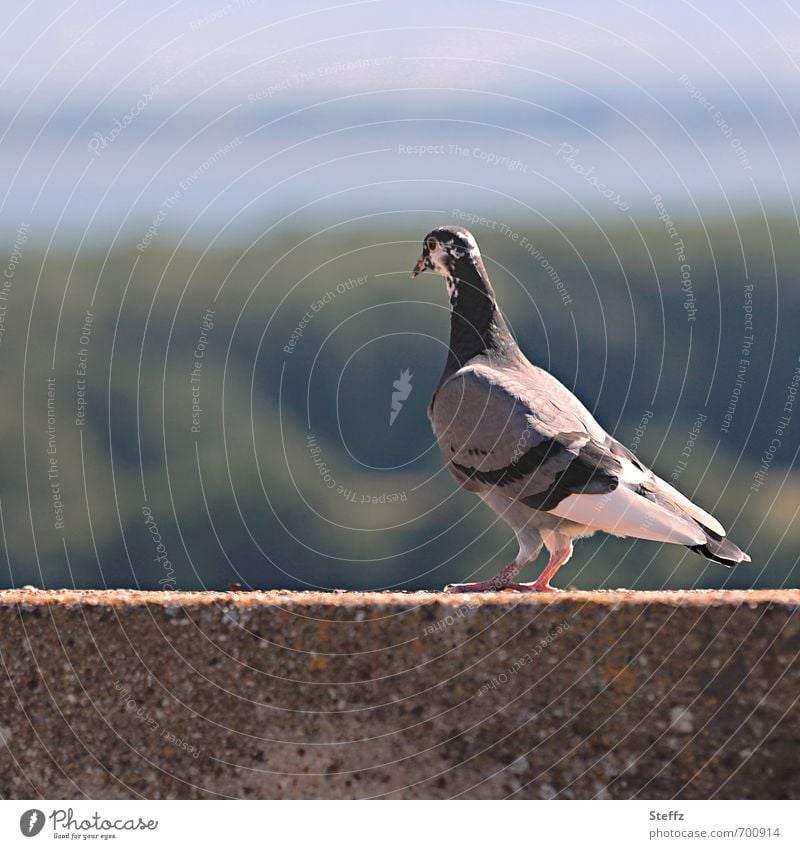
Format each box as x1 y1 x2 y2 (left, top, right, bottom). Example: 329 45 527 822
426 238 438 252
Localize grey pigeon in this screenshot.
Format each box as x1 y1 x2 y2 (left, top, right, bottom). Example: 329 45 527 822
412 225 750 592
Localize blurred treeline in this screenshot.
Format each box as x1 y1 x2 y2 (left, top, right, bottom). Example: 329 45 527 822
2 211 798 591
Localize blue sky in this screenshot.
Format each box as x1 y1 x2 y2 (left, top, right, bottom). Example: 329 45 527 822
5 1 799 108
2 1 798 240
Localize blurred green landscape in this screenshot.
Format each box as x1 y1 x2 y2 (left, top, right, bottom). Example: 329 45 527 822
3 211 798 592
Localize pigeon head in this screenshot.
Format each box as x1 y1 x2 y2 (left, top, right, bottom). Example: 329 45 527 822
411 226 488 290
413 225 515 372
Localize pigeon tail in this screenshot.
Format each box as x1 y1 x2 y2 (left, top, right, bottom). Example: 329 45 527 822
688 526 751 567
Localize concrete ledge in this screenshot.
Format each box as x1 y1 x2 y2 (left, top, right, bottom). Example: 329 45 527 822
0 589 798 799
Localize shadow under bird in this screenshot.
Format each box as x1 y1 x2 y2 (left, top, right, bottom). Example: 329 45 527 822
412 225 750 593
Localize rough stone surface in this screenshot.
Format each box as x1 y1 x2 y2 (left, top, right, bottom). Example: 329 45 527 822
0 588 798 799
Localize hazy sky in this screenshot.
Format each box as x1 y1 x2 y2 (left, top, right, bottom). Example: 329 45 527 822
4 0 799 109
2 1 798 239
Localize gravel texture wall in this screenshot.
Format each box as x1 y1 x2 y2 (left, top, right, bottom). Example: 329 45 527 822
0 588 798 799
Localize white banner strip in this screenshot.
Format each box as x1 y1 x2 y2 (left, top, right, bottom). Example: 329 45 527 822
0 799 797 847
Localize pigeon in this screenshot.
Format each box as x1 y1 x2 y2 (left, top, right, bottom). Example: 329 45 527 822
411 225 750 593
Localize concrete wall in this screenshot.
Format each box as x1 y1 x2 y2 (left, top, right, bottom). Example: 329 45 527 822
0 589 798 799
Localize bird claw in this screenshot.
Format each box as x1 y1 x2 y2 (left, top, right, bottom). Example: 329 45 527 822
505 582 561 593
443 582 506 593
443 581 560 594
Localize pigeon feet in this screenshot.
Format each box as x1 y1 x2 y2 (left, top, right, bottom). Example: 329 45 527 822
444 561 523 593
443 545 572 593
443 581 560 593
444 580 512 593
504 582 561 593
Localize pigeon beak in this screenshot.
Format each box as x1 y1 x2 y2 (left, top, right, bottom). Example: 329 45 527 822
411 253 427 278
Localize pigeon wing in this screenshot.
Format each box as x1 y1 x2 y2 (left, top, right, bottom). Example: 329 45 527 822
430 361 716 546
429 362 609 502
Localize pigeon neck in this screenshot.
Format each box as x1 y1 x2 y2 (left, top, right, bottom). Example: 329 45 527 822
444 268 516 373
